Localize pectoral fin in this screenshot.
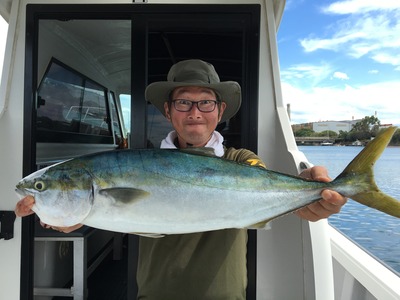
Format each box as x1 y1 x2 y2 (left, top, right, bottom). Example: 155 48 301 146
247 219 272 230
99 188 150 204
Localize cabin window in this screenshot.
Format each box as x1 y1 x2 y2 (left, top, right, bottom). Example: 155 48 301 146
109 91 126 147
36 59 113 143
120 94 131 134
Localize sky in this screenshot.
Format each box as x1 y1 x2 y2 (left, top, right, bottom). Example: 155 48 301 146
278 0 400 125
0 1 399 126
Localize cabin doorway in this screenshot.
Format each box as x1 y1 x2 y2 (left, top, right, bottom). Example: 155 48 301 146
24 4 260 299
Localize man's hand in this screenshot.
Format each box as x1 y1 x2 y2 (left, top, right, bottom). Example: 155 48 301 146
15 195 83 233
15 195 35 217
296 166 347 221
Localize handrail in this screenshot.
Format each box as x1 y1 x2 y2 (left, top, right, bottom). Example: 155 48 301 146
330 225 400 299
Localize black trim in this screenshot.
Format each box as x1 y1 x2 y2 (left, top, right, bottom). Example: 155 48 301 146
130 15 148 149
38 57 107 92
36 130 114 144
21 6 38 299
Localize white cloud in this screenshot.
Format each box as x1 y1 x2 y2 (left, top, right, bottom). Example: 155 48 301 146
280 63 333 88
372 53 400 66
333 71 349 80
281 2 400 126
323 0 400 15
300 3 400 69
300 32 365 53
281 80 400 125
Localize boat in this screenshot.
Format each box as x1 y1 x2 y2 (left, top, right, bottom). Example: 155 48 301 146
321 141 334 146
351 140 364 146
0 1 399 299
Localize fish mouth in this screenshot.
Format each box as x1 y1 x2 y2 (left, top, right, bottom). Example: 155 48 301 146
15 188 29 199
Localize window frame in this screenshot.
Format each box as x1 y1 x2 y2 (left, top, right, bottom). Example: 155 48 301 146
36 58 114 144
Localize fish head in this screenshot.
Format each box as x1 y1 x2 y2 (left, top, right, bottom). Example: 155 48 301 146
16 164 94 227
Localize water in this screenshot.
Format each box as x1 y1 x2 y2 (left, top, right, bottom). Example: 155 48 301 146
299 145 400 274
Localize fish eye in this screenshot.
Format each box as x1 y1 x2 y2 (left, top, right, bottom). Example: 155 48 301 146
34 181 46 191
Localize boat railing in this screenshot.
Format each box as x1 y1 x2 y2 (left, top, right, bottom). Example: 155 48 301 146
329 226 400 299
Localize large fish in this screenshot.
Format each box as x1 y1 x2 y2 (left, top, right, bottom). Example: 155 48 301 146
16 127 400 235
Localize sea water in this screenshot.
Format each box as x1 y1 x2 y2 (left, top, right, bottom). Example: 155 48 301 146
299 145 400 274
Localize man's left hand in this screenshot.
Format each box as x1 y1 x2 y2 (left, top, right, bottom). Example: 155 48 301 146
296 166 347 221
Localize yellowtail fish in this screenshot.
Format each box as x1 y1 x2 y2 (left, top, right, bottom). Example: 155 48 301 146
16 127 399 236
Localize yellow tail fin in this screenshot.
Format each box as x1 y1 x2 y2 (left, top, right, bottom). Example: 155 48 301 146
336 126 400 218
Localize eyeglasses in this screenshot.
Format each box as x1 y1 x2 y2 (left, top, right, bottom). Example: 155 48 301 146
171 99 218 112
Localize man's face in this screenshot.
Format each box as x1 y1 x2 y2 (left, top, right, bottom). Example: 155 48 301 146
164 86 226 148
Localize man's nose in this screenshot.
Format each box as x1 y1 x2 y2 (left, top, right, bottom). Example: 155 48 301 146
187 103 202 116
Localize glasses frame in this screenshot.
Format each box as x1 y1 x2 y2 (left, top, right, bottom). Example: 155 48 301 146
171 99 219 113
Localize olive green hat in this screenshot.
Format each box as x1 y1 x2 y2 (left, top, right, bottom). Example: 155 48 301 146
145 59 241 123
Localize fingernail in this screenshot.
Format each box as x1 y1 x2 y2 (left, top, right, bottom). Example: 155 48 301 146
324 190 332 200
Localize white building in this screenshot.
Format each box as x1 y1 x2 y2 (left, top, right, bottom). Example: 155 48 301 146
312 120 360 133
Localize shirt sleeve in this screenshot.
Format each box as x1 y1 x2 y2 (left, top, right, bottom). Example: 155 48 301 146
223 147 267 169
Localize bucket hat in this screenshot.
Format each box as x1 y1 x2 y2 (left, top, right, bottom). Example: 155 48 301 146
145 59 241 123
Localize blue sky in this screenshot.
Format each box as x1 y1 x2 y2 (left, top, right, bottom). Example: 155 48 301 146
278 0 400 125
1 1 399 126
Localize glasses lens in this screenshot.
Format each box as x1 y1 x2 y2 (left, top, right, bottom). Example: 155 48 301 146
198 100 217 112
173 100 217 112
173 99 192 111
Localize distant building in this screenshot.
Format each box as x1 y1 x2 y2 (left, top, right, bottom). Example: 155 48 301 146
312 120 360 134
292 120 392 135
292 120 361 134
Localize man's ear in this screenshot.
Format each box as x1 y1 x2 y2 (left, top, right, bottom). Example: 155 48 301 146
218 102 227 122
164 102 171 120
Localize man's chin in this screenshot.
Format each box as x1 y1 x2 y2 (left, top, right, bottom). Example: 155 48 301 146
182 134 210 147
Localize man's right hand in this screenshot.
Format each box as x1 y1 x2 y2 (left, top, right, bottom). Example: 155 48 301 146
15 196 83 233
15 195 35 217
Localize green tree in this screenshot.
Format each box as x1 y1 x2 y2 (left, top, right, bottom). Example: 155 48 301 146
295 128 314 137
318 130 337 138
338 130 350 142
350 115 381 140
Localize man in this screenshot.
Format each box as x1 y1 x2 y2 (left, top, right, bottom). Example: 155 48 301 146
16 59 346 299
137 59 346 299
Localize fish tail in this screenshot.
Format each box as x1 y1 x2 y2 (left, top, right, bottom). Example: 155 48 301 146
335 126 400 218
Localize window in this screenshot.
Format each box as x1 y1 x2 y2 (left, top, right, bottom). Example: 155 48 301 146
109 91 127 148
36 59 113 143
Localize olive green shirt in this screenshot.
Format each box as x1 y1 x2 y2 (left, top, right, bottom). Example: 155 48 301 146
136 147 265 300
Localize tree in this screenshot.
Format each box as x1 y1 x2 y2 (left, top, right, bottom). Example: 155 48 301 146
338 130 350 142
295 128 314 137
350 115 381 140
318 130 337 138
